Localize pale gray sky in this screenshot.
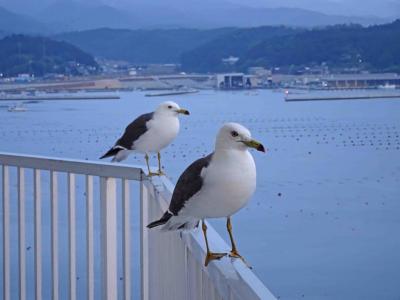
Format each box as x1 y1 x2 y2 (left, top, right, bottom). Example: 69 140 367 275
1 0 398 18
228 0 400 17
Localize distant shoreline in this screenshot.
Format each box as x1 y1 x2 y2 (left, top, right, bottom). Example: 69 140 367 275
0 95 120 101
285 94 400 101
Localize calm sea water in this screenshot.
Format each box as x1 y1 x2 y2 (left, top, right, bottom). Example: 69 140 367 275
1 89 399 299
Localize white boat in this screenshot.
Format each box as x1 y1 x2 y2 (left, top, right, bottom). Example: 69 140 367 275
8 103 27 112
378 83 396 89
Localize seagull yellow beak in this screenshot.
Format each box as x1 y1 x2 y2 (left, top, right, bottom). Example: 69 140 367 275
242 139 266 152
176 108 190 115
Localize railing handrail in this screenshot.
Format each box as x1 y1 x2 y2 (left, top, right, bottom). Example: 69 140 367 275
1 151 276 300
0 152 143 180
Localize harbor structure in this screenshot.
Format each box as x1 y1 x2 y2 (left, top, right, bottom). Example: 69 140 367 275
272 73 400 89
320 73 400 88
216 73 259 89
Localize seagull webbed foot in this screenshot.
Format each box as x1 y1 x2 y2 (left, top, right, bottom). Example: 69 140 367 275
156 169 165 176
229 250 252 269
204 252 227 267
147 171 160 177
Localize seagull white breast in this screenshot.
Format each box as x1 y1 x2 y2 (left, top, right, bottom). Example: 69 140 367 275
179 149 256 219
133 114 180 153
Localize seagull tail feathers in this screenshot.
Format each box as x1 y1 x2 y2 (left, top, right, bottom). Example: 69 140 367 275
100 147 120 159
147 211 173 229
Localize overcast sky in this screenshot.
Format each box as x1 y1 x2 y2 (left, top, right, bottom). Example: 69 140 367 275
1 0 399 18
229 0 400 17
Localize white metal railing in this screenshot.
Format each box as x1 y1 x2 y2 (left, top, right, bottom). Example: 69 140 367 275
0 152 276 300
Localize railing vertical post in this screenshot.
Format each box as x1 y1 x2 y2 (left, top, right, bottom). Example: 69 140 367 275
34 169 42 300
2 165 10 300
100 177 117 300
18 167 26 300
86 175 94 300
51 171 59 300
122 179 131 300
140 180 150 300
68 173 76 300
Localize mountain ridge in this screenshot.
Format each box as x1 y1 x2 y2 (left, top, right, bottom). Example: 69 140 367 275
55 27 235 63
180 20 400 73
0 6 49 34
0 34 99 76
0 2 390 34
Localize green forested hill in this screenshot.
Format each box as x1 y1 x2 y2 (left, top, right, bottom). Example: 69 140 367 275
0 35 99 76
5 20 398 76
55 28 234 64
180 26 300 73
180 20 400 73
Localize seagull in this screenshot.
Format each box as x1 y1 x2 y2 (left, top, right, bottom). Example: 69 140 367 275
147 122 266 266
100 101 189 176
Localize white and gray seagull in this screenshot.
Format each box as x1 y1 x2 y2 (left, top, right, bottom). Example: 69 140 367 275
100 101 189 176
147 122 266 266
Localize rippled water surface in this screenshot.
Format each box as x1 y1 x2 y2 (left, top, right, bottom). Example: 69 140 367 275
1 90 399 299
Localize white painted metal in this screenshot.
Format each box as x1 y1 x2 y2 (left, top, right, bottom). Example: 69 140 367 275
144 181 189 300
2 165 10 300
18 167 26 300
145 184 188 300
68 173 77 300
100 177 118 300
51 171 59 300
0 152 141 180
140 181 150 300
34 169 42 300
122 179 131 300
143 177 277 300
0 152 276 300
86 175 94 300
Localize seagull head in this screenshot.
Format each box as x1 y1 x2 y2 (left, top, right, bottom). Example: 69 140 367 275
216 122 266 153
156 101 190 117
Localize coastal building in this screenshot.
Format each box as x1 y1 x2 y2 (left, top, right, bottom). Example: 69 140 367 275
137 64 178 76
271 73 400 89
248 67 273 87
15 73 34 83
248 67 272 77
321 73 400 88
216 73 259 89
221 56 239 65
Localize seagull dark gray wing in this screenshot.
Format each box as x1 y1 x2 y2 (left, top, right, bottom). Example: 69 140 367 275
116 112 154 149
147 153 213 229
169 153 213 215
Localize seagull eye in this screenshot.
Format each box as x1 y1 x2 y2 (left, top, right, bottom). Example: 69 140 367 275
231 131 239 137
168 105 172 109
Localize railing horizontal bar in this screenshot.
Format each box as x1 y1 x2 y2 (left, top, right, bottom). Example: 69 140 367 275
2 165 10 300
86 175 94 300
0 152 142 180
51 171 59 300
18 167 26 300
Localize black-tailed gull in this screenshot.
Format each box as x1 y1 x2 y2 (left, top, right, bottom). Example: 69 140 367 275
147 122 265 266
100 101 189 176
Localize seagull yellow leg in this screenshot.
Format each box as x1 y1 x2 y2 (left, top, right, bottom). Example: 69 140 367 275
157 152 165 176
202 220 226 266
227 217 252 268
144 153 158 177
